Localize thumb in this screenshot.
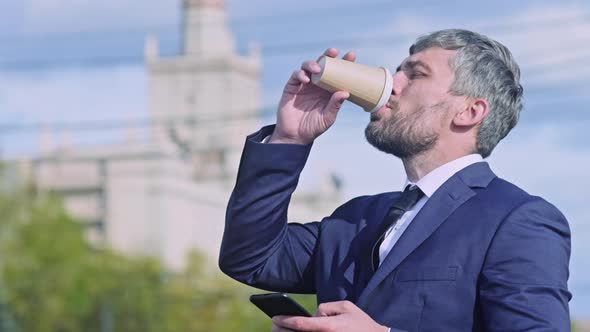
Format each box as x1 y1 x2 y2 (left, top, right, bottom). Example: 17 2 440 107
324 91 350 117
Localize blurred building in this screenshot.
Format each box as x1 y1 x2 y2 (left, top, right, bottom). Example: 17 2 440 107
17 0 341 270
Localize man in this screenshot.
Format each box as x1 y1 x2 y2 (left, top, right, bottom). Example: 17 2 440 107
219 29 571 331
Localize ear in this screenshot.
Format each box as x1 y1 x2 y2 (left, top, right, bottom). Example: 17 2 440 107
453 98 489 127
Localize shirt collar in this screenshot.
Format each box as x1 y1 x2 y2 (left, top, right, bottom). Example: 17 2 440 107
404 154 483 198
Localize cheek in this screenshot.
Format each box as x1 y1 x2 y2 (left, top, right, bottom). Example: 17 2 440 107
401 82 433 105
428 104 454 131
399 91 428 115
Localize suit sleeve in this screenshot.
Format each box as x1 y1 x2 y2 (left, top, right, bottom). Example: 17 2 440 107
219 125 320 293
479 197 572 331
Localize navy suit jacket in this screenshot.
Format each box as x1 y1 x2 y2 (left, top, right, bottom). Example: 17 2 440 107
219 125 572 331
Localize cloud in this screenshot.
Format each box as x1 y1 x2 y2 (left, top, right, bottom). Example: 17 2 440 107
21 0 179 35
19 0 363 36
364 4 590 93
0 1 25 36
492 5 590 88
0 66 146 121
0 66 148 155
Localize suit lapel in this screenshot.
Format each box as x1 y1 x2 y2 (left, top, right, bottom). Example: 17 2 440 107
356 192 400 297
356 162 495 308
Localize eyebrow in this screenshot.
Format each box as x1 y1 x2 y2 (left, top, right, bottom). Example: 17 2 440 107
396 60 432 74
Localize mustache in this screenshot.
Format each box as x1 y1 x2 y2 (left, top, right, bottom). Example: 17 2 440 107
370 98 399 122
386 98 399 111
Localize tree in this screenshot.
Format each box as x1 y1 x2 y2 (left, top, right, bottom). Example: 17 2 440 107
0 169 317 331
0 186 98 331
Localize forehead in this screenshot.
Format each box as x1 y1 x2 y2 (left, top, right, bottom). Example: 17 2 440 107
404 47 457 76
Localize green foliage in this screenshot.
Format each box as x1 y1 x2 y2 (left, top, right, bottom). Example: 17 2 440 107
290 294 318 315
0 172 317 331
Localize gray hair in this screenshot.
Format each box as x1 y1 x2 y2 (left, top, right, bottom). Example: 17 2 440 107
410 29 523 158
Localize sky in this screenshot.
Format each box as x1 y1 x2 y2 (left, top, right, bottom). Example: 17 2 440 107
1 0 589 318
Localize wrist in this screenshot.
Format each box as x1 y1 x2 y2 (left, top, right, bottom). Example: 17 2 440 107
268 132 311 145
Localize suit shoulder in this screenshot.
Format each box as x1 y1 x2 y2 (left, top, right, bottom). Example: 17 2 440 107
329 192 393 219
488 177 563 211
484 177 568 230
482 177 535 207
487 176 529 196
465 177 565 231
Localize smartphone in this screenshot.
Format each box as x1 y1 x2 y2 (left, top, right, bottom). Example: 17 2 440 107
249 292 312 318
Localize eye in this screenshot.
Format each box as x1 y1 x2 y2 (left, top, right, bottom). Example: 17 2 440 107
409 71 425 79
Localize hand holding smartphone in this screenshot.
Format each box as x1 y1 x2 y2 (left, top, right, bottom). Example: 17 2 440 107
250 293 312 318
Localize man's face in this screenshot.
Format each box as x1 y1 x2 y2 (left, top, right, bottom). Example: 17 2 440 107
365 47 460 159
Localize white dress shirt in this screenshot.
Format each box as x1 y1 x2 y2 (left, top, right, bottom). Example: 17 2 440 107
377 154 484 267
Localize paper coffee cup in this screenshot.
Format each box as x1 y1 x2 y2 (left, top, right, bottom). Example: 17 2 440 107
311 56 393 113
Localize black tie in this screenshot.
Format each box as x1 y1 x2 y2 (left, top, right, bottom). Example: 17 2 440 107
371 185 425 272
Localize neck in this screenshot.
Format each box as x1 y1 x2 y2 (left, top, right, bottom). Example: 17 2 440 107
402 143 473 183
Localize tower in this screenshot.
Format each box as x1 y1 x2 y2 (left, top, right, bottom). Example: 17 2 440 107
146 0 261 184
182 0 234 57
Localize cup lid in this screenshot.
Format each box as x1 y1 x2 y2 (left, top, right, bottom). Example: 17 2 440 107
310 56 327 85
367 67 393 113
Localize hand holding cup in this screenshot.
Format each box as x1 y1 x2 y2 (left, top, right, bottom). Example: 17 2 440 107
269 48 355 145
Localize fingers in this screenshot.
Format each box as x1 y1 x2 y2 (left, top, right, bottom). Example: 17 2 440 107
284 68 313 93
287 60 321 87
320 48 356 62
322 47 339 59
283 60 321 93
295 69 310 84
342 50 356 62
271 322 298 332
301 60 321 75
325 91 350 116
316 301 357 317
284 48 355 94
305 48 355 81
273 315 329 332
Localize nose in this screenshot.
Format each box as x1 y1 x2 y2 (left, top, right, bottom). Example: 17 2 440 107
391 70 407 96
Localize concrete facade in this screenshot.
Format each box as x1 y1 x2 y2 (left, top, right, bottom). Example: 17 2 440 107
17 0 341 270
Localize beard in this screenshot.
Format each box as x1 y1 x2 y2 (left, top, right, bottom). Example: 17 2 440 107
365 100 440 159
